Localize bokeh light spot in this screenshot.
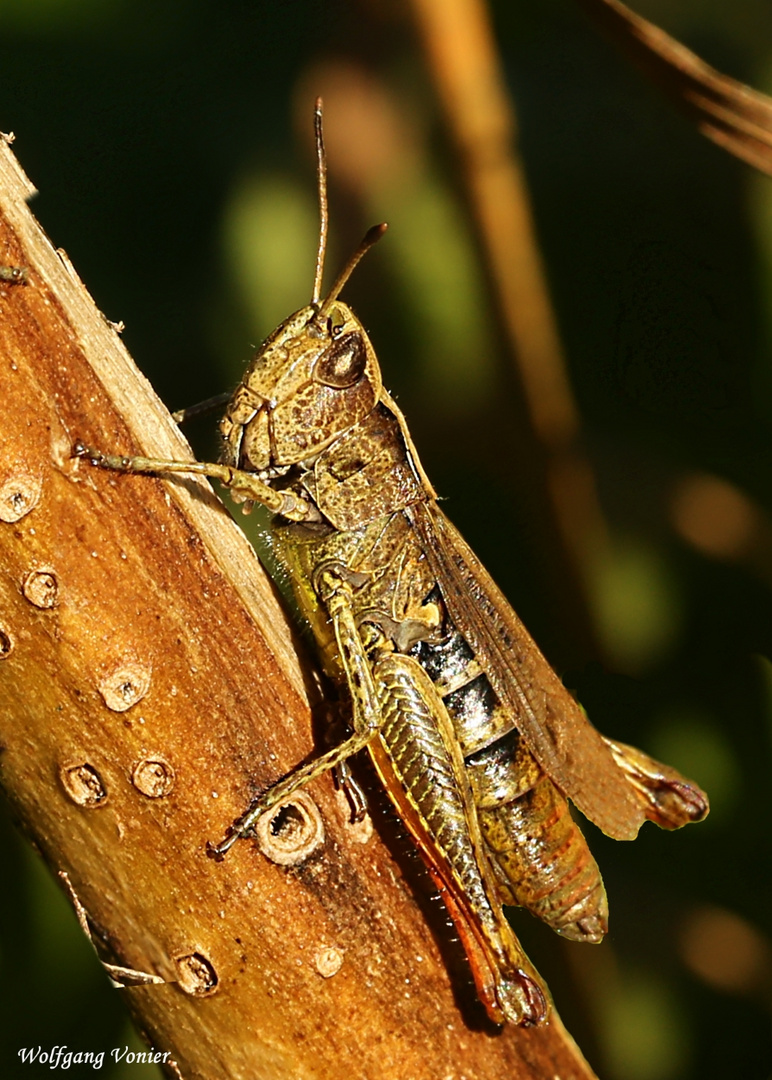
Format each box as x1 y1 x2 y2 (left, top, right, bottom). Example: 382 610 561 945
601 969 691 1080
592 538 681 673
680 905 771 995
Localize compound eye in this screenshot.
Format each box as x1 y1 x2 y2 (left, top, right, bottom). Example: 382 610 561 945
314 331 368 389
329 306 347 338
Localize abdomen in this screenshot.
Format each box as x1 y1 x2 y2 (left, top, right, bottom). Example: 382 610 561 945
412 628 608 943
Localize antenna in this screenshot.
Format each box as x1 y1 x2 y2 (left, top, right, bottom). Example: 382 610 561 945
317 223 388 319
312 97 329 306
309 98 388 318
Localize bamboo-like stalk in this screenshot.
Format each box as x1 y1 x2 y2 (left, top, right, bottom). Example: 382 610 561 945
0 134 599 1078
407 0 612 661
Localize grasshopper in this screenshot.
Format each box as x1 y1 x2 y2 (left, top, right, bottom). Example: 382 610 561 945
77 100 708 1026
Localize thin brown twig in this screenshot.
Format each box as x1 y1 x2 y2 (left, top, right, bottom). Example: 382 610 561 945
576 0 772 175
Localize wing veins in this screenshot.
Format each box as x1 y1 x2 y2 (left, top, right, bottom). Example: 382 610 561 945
407 502 645 841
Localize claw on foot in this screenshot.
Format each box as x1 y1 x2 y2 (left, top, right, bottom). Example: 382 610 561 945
497 970 549 1027
72 442 107 467
72 443 136 471
205 839 228 863
206 822 245 861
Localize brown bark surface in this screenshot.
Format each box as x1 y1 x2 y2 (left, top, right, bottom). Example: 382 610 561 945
0 133 599 1079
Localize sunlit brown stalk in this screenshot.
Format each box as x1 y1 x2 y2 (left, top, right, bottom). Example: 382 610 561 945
0 132 600 1078
407 0 612 659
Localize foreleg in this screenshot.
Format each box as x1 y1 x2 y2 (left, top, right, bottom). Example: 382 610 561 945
74 443 316 523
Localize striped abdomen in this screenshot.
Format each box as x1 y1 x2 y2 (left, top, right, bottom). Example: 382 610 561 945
412 629 608 942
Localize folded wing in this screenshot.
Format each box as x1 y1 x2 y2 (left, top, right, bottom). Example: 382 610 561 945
407 502 708 840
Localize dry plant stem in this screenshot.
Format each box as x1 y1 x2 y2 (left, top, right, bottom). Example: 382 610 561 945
0 139 599 1078
408 0 611 651
575 0 772 176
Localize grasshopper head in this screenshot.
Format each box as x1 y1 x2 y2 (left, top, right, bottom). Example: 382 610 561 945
219 298 382 473
220 102 387 481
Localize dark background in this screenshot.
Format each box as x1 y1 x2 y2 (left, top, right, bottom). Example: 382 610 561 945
1 1 771 1077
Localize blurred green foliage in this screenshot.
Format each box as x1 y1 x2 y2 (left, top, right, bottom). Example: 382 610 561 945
1 0 771 1077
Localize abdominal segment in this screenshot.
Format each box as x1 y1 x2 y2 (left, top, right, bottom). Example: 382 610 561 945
471 746 608 942
412 628 608 943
